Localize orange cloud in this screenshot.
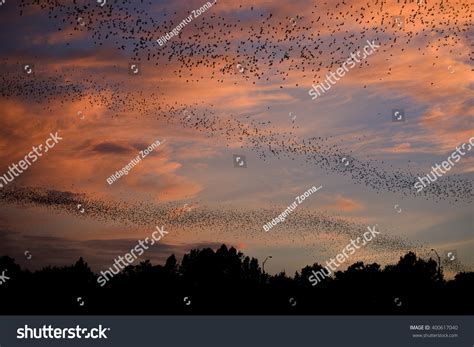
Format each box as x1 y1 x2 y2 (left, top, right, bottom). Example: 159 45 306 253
324 195 365 212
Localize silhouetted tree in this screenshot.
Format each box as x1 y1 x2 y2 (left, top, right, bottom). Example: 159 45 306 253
0 247 472 314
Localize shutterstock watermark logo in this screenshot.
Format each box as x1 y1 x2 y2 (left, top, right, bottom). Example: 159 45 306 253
0 131 63 188
233 154 247 168
97 225 169 287
309 225 380 286
17 325 110 339
414 136 474 192
308 40 380 100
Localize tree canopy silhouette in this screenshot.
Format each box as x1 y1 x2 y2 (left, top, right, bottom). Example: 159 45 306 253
0 246 472 314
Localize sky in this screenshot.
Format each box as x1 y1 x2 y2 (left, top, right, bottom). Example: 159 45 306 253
0 0 472 277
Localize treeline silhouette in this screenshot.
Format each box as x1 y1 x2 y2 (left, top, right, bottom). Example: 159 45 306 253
0 245 472 314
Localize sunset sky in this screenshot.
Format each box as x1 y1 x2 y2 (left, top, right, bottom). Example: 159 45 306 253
0 0 472 277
